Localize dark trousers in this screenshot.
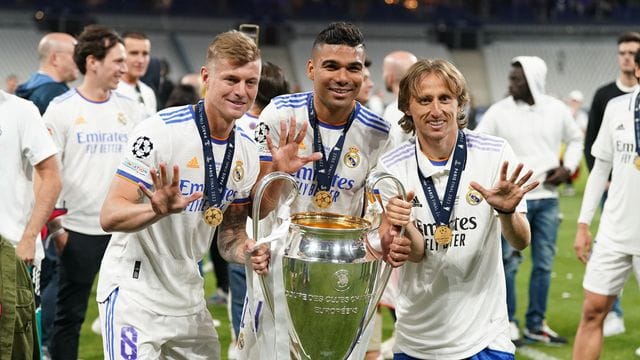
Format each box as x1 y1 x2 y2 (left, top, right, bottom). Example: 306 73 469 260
39 239 58 347
49 230 110 360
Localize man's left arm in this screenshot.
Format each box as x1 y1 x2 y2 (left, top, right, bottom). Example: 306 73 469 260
217 203 251 264
16 155 62 263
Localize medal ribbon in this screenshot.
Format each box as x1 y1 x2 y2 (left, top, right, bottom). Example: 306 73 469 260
194 100 236 210
634 93 640 157
307 94 358 193
416 130 467 227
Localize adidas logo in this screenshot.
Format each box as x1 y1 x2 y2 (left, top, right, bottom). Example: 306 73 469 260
187 156 200 168
615 123 625 131
412 196 423 208
74 116 86 125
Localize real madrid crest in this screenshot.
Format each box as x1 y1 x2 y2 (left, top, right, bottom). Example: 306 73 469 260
466 186 483 205
117 112 128 125
233 160 244 182
343 146 360 168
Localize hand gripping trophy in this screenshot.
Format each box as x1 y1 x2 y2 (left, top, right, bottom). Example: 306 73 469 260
252 170 406 360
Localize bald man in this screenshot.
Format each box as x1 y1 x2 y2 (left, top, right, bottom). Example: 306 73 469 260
17 32 78 114
382 50 417 145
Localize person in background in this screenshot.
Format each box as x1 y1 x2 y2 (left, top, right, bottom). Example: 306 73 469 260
583 31 640 336
382 50 417 145
44 25 144 360
0 90 62 360
572 50 640 360
476 56 583 346
5 73 18 94
116 31 157 115
16 32 79 114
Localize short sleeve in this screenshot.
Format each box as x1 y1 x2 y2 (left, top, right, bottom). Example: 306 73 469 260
20 100 57 166
255 102 282 162
115 116 167 189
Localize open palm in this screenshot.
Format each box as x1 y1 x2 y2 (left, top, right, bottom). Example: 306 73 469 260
470 162 539 213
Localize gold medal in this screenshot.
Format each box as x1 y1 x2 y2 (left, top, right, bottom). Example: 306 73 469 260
314 190 333 209
634 155 640 171
434 225 453 245
203 206 223 227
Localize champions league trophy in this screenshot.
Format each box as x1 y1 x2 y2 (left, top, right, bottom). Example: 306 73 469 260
252 171 406 360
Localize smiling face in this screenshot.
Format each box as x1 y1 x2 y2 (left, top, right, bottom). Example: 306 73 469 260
92 43 127 91
408 73 461 149
307 43 364 120
201 57 261 125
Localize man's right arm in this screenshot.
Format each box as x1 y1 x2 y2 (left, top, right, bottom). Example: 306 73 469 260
100 176 159 232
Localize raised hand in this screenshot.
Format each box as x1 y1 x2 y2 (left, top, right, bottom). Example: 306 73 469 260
139 163 202 216
267 118 322 173
470 162 539 214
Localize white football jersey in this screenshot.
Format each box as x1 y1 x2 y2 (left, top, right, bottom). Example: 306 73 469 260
244 92 390 360
377 130 525 359
0 91 58 245
117 80 157 117
97 104 259 316
590 91 640 255
44 89 144 235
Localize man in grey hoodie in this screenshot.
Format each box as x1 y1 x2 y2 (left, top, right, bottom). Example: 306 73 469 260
16 32 78 114
476 56 584 346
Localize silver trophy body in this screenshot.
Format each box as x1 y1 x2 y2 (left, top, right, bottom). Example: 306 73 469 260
252 171 406 360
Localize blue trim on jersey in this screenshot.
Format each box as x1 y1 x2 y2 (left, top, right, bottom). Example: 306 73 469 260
466 133 504 146
239 131 255 143
429 159 448 166
260 155 273 162
211 136 228 145
358 109 390 130
245 112 259 119
76 88 111 104
116 169 152 189
356 113 390 133
317 120 346 130
232 197 250 204
160 106 193 124
272 92 310 109
381 144 414 167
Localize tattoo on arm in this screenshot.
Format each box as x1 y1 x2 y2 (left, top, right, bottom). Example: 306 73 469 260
136 188 145 203
218 205 250 263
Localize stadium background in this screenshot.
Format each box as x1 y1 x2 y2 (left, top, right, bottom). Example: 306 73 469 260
1 1 637 359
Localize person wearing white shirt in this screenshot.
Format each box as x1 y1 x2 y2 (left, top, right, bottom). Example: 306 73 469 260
382 50 417 146
378 58 537 360
116 31 157 116
44 25 144 360
0 91 61 359
573 52 640 360
475 56 584 345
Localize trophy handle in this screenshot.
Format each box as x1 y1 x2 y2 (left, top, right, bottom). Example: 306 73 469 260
362 170 407 333
251 171 299 314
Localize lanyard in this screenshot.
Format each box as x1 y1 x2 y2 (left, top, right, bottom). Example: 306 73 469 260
194 100 235 209
416 130 467 227
307 94 357 192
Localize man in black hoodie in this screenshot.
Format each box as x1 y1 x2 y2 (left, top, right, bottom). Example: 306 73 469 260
16 32 78 114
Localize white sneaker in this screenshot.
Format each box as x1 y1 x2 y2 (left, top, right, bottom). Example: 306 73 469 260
509 321 520 341
603 311 625 337
91 317 102 335
635 346 640 357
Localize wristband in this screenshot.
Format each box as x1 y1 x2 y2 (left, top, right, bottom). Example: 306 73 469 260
494 207 515 215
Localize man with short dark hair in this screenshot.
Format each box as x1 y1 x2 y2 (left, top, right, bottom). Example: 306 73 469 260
44 25 143 360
